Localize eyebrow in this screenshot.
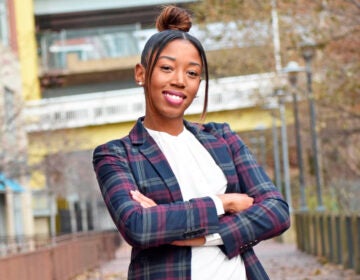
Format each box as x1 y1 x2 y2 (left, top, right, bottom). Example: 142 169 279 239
158 55 201 67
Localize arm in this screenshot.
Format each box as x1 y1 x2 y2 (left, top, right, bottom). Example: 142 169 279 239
215 123 290 258
131 190 254 246
93 141 220 249
130 190 206 246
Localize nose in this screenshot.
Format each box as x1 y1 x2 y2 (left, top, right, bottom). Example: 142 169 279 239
171 71 185 88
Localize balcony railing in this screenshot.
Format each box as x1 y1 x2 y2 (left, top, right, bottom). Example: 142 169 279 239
39 24 142 72
0 231 121 280
25 73 276 132
37 22 268 74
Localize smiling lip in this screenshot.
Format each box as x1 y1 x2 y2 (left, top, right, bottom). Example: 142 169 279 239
163 90 186 106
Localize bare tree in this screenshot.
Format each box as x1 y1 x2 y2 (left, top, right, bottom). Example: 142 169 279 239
188 0 360 212
279 0 360 212
0 43 28 180
29 127 103 233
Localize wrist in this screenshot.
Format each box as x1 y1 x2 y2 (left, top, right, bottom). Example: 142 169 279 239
217 194 230 212
217 194 237 213
210 195 225 216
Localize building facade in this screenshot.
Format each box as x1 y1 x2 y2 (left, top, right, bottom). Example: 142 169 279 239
13 0 281 241
0 0 35 256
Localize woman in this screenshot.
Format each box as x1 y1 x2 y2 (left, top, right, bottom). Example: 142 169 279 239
93 5 290 280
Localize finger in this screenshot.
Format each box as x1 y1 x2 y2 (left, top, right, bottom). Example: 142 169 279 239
140 193 156 205
130 190 147 205
130 190 142 202
137 193 157 207
130 190 156 207
140 201 154 208
171 237 205 246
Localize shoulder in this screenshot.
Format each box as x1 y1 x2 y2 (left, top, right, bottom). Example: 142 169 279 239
193 121 235 140
185 120 242 145
197 121 246 149
93 135 131 156
202 122 232 134
94 119 142 154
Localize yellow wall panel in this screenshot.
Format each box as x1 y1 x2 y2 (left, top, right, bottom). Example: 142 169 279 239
27 108 292 189
14 0 41 100
27 107 287 156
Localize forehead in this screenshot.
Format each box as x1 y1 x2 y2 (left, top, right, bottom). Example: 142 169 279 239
159 39 202 63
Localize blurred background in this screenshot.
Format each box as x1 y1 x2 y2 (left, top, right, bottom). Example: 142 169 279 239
0 0 359 278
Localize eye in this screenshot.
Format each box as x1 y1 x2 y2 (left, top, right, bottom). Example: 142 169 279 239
187 70 200 78
160 65 173 72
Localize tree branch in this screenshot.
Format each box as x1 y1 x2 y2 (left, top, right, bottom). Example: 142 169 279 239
345 0 360 10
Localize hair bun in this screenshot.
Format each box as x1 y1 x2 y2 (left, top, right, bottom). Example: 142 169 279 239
156 5 192 32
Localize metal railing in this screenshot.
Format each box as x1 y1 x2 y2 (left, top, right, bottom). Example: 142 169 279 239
0 230 121 280
39 25 141 71
25 72 276 132
294 212 360 274
37 21 268 73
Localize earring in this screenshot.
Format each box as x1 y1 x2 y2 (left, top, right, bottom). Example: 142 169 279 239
138 81 143 86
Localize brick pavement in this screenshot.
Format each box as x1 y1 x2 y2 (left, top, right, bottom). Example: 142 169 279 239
255 239 360 280
73 238 360 280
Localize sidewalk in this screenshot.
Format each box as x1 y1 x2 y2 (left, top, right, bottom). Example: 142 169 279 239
254 240 360 280
73 239 360 280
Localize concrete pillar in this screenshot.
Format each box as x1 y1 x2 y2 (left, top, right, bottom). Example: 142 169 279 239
5 188 16 253
81 201 88 232
68 201 77 233
5 188 15 237
21 191 34 236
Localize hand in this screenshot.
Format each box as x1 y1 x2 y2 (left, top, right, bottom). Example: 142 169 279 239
131 191 205 247
130 190 157 208
217 193 254 214
171 237 206 246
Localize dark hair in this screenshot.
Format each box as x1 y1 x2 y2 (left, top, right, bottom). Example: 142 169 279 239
140 5 209 120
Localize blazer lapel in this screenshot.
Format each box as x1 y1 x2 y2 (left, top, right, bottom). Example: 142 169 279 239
130 118 183 202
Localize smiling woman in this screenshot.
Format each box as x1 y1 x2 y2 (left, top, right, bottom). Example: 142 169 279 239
135 39 203 134
93 5 290 280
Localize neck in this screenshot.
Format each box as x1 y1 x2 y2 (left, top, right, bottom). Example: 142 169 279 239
143 117 184 136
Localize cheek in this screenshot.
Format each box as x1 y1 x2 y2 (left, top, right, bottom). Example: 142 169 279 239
149 71 167 89
189 80 201 94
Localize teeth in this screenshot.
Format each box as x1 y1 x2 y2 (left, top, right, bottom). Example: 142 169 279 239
165 93 182 100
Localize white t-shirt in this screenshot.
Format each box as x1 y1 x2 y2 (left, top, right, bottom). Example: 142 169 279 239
146 127 247 280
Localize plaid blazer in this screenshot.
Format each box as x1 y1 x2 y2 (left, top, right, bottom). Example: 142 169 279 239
93 117 290 280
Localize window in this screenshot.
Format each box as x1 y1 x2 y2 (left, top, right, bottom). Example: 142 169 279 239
39 24 140 70
3 87 16 144
0 195 5 237
0 0 8 46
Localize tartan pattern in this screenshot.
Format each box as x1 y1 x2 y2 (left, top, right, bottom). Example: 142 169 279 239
93 117 290 280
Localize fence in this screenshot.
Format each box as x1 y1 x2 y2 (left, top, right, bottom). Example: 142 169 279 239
25 73 275 132
0 230 121 280
294 212 360 274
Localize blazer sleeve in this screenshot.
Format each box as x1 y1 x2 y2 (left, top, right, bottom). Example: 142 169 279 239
93 140 220 249
215 123 290 259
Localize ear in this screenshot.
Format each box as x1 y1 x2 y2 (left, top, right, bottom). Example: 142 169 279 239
134 63 145 86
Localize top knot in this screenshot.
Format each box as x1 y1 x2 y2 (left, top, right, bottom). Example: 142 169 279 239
156 5 192 32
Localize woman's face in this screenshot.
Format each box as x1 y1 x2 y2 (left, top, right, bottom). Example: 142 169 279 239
141 39 202 127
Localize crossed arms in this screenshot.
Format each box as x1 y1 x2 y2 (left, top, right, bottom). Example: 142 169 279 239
93 122 290 258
